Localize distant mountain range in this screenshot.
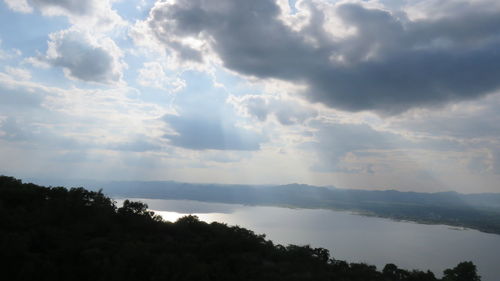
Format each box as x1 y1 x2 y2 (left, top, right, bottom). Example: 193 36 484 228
29 178 500 235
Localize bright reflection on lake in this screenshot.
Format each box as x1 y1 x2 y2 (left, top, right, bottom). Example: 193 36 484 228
116 198 500 281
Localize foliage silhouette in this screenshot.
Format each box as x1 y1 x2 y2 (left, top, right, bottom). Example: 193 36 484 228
443 262 481 281
0 176 481 281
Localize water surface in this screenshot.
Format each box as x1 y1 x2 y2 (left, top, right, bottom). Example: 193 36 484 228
117 198 500 281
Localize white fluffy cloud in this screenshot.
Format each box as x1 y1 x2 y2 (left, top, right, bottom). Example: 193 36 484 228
229 94 318 125
137 61 186 92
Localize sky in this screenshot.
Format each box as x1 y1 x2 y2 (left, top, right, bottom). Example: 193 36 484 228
0 0 499 193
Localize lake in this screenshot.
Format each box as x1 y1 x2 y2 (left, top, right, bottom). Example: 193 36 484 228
116 198 500 281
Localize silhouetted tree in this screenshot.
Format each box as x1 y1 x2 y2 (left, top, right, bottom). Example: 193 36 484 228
442 261 480 281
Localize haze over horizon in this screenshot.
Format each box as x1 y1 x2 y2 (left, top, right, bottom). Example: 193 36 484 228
1 0 499 193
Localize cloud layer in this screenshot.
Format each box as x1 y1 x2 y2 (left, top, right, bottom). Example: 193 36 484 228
1 0 499 192
143 0 500 113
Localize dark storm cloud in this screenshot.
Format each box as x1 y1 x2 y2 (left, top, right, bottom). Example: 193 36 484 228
146 0 500 113
163 114 263 151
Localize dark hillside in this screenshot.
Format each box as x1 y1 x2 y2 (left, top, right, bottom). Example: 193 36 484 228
0 176 480 281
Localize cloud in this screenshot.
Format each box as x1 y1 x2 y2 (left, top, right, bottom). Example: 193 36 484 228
137 61 186 92
30 0 94 15
163 114 263 151
0 73 44 110
3 0 124 31
389 92 500 140
3 0 33 13
492 150 500 174
0 70 167 154
4 67 31 80
387 92 500 175
40 30 124 84
0 116 79 149
152 70 267 151
229 94 318 125
141 0 500 113
0 113 162 152
305 121 401 172
0 40 22 61
303 118 471 173
106 138 163 152
404 0 500 21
